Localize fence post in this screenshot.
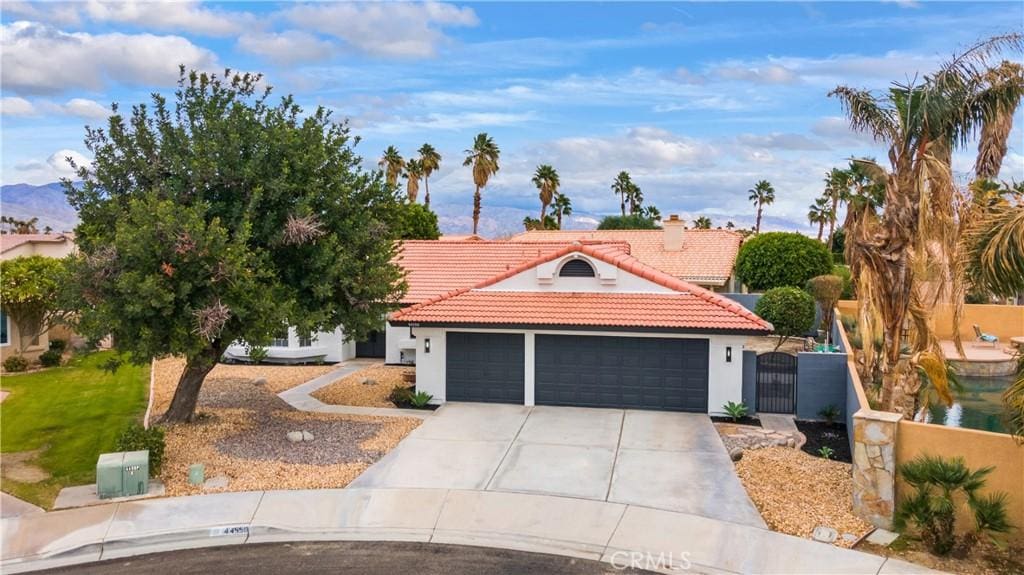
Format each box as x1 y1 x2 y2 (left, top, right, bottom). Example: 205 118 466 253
851 409 902 529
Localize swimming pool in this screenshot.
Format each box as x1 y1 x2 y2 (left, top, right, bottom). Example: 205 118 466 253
918 375 1015 434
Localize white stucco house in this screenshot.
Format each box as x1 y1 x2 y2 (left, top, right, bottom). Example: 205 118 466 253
389 242 771 413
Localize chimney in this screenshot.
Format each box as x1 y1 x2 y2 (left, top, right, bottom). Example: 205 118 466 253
663 214 685 251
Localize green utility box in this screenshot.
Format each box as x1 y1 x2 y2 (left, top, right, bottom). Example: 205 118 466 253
96 450 149 499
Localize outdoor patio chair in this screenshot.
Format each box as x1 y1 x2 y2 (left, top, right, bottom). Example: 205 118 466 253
972 324 999 347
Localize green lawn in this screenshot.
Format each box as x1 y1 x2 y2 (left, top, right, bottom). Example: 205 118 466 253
1 351 149 508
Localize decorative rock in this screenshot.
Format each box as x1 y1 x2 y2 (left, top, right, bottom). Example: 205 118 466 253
361 378 378 386
812 525 838 543
841 533 859 544
786 438 796 448
301 430 315 442
253 378 267 386
286 431 303 443
203 475 229 490
729 447 743 461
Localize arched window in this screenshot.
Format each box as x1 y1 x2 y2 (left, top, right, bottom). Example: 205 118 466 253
559 259 596 277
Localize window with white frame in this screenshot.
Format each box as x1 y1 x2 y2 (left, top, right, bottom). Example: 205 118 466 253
0 311 8 346
271 328 290 348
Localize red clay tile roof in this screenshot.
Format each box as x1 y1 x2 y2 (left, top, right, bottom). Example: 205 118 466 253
0 233 74 254
395 240 630 304
510 229 742 285
392 243 771 333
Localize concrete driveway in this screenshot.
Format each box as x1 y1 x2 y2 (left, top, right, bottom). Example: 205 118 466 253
350 403 765 528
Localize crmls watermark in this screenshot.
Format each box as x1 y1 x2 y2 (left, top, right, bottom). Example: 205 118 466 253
609 551 692 571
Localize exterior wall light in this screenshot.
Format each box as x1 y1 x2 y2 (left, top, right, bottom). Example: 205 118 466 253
726 346 732 363
424 338 431 354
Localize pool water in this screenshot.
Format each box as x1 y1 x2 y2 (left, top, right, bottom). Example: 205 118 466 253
919 375 1015 434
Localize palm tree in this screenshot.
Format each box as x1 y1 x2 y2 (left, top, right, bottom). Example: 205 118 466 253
463 133 500 236
404 158 424 203
379 146 405 188
552 192 572 230
418 143 441 208
628 183 643 215
694 216 712 229
725 221 736 230
531 164 560 228
747 180 775 234
640 205 661 221
830 34 1024 415
611 172 633 216
824 168 852 251
807 196 833 241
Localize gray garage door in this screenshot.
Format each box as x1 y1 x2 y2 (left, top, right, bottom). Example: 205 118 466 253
535 335 709 412
446 332 525 403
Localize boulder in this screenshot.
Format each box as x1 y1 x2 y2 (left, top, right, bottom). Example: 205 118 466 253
286 431 303 443
729 447 744 461
253 377 268 386
361 378 378 386
301 431 315 442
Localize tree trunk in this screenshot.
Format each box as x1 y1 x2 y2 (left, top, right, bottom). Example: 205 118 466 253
817 221 824 241
556 211 562 229
755 205 763 233
424 176 430 208
472 186 482 235
827 195 839 251
539 204 547 229
162 344 223 423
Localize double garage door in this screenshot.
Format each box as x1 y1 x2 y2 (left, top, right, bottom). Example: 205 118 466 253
446 332 709 412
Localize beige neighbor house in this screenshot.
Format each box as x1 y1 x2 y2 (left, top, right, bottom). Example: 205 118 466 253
1 233 77 366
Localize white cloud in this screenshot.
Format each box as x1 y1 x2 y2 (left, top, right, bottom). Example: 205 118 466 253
715 64 800 85
237 31 334 65
59 98 110 119
7 1 248 36
736 133 831 151
285 1 478 58
12 148 92 184
811 116 882 147
1 97 36 116
361 111 536 135
1 21 217 95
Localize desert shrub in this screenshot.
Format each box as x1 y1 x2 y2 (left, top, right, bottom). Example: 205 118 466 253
246 345 269 364
409 391 434 408
736 232 833 291
754 287 816 350
39 349 63 367
3 355 29 372
114 423 166 476
895 455 1012 556
832 264 855 299
818 404 841 425
388 385 414 407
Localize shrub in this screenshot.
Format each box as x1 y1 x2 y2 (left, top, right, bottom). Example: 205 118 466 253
722 401 748 422
388 385 414 407
396 202 441 240
736 232 833 291
49 338 68 353
597 214 660 230
895 455 1012 556
818 404 841 425
114 423 166 476
246 345 269 365
754 287 816 351
817 446 835 460
39 349 63 367
832 264 855 299
806 275 843 342
3 355 29 372
409 391 434 409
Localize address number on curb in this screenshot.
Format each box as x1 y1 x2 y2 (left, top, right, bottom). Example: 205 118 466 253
210 525 250 537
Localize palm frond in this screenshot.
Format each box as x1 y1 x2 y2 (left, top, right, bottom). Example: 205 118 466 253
828 87 900 142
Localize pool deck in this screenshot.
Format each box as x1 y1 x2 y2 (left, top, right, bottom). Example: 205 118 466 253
940 340 1017 377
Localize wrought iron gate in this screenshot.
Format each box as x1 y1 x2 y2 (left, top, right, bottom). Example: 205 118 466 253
756 352 797 414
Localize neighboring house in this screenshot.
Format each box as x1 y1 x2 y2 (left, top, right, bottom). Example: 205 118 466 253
0 233 77 365
510 215 744 292
390 242 771 413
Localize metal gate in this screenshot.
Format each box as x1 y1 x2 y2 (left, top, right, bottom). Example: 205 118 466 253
756 352 797 414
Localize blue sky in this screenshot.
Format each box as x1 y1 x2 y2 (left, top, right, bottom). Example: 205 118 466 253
2 1 1023 233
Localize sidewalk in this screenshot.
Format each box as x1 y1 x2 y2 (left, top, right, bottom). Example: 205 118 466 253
1 487 942 574
277 361 430 419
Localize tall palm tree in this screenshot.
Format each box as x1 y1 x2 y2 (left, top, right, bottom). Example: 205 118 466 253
379 146 405 188
417 143 441 208
531 164 560 228
807 196 833 241
463 133 500 236
404 158 425 203
694 216 712 229
628 182 643 215
640 205 661 221
824 168 852 251
747 180 775 234
611 171 633 216
552 192 572 230
830 34 1023 415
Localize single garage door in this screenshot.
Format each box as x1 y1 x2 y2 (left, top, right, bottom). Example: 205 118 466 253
446 332 525 403
535 335 709 412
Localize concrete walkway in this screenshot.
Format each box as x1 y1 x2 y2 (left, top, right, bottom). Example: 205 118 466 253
1 493 44 519
0 487 941 574
277 360 429 419
758 413 800 434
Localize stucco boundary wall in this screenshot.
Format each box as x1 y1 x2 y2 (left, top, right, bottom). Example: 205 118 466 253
838 300 1024 342
834 305 1024 540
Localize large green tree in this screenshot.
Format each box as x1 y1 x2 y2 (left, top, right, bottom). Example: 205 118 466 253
63 69 406 423
0 255 69 354
463 133 500 236
735 232 833 291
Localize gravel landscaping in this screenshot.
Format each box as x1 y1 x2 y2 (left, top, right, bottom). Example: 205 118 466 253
733 447 872 548
311 364 414 407
152 358 420 496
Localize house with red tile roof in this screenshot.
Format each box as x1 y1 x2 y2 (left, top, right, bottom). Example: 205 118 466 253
390 242 770 413
510 215 743 291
